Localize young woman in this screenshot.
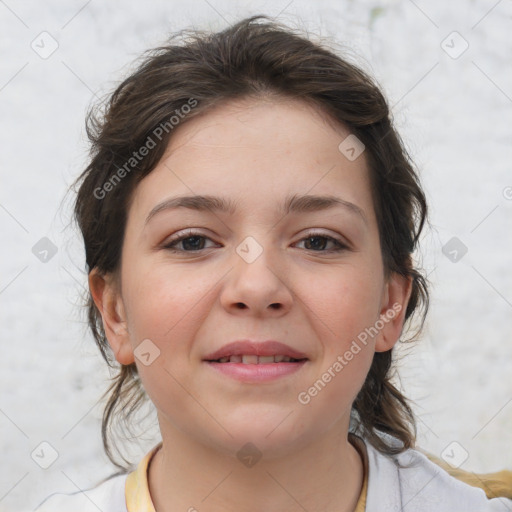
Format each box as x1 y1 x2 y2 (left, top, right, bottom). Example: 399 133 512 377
36 15 512 512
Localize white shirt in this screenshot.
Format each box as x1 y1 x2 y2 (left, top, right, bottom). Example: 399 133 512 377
34 434 512 511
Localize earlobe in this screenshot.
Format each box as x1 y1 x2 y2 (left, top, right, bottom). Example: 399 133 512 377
374 273 413 353
88 269 135 365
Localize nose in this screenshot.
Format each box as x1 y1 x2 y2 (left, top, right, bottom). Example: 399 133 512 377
219 240 293 317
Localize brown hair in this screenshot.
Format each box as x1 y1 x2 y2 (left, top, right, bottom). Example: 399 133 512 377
72 15 429 471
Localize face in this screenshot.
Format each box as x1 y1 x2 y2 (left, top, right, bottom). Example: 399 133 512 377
91 96 411 458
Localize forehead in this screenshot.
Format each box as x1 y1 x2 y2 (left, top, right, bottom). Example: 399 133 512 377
128 96 375 228
168 96 351 158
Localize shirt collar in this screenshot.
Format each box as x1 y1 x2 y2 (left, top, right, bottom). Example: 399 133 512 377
126 438 368 511
125 441 162 512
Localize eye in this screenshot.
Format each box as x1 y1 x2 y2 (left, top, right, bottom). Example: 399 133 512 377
162 229 218 253
295 232 348 253
162 229 349 254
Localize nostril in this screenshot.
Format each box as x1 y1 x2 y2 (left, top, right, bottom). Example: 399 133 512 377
233 303 282 310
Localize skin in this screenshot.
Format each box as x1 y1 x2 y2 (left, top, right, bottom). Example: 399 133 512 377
90 96 412 512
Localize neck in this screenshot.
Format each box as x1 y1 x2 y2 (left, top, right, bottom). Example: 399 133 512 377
147 425 365 512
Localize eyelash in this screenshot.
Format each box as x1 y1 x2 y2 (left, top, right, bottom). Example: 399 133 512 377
162 229 349 254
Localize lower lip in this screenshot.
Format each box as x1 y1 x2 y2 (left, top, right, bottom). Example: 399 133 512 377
204 361 308 381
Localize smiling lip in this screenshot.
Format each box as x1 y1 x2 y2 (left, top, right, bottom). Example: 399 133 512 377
203 340 308 382
203 340 308 361
205 360 307 381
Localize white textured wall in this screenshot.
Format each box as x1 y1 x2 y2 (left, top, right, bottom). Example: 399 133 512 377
1 1 511 510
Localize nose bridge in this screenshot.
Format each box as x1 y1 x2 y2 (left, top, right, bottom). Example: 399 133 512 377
235 233 269 266
221 233 292 313
234 233 283 286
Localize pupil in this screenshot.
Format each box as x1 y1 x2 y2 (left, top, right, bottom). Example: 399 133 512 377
306 236 325 251
183 236 204 251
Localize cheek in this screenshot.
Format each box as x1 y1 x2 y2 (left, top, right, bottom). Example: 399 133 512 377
119 265 211 412
122 262 213 341
295 273 378 422
300 261 381 387
305 262 383 340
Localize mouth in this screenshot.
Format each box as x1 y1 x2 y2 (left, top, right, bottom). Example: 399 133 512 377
207 355 307 364
203 340 309 382
203 340 309 362
204 357 308 382
203 340 309 384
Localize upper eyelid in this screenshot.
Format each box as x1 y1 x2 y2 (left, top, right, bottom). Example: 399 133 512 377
165 228 344 241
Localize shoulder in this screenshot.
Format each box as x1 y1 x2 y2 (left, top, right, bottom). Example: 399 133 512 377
35 473 128 512
361 433 512 511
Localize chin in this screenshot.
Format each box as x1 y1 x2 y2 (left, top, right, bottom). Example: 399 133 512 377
202 410 310 460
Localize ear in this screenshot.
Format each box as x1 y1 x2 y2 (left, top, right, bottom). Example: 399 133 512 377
88 268 135 365
374 272 413 353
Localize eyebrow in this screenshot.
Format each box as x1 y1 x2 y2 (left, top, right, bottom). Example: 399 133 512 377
144 193 367 226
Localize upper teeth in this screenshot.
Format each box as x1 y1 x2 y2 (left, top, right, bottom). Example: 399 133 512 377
216 355 299 363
